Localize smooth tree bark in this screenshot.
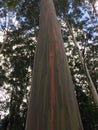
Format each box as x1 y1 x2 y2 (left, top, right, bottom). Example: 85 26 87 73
25 0 84 130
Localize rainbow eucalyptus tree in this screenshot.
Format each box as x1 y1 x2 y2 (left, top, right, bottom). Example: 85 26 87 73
25 0 84 130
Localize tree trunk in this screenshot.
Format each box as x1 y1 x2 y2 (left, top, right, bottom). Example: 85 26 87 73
65 18 98 105
25 0 84 130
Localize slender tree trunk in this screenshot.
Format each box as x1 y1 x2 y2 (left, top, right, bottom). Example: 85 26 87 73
25 0 84 130
65 19 98 105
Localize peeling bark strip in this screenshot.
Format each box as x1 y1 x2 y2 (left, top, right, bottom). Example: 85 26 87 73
25 0 84 130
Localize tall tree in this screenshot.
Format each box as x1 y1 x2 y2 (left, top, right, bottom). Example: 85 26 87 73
25 0 84 130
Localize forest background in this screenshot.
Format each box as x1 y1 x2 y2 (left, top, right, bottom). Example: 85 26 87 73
0 0 98 130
